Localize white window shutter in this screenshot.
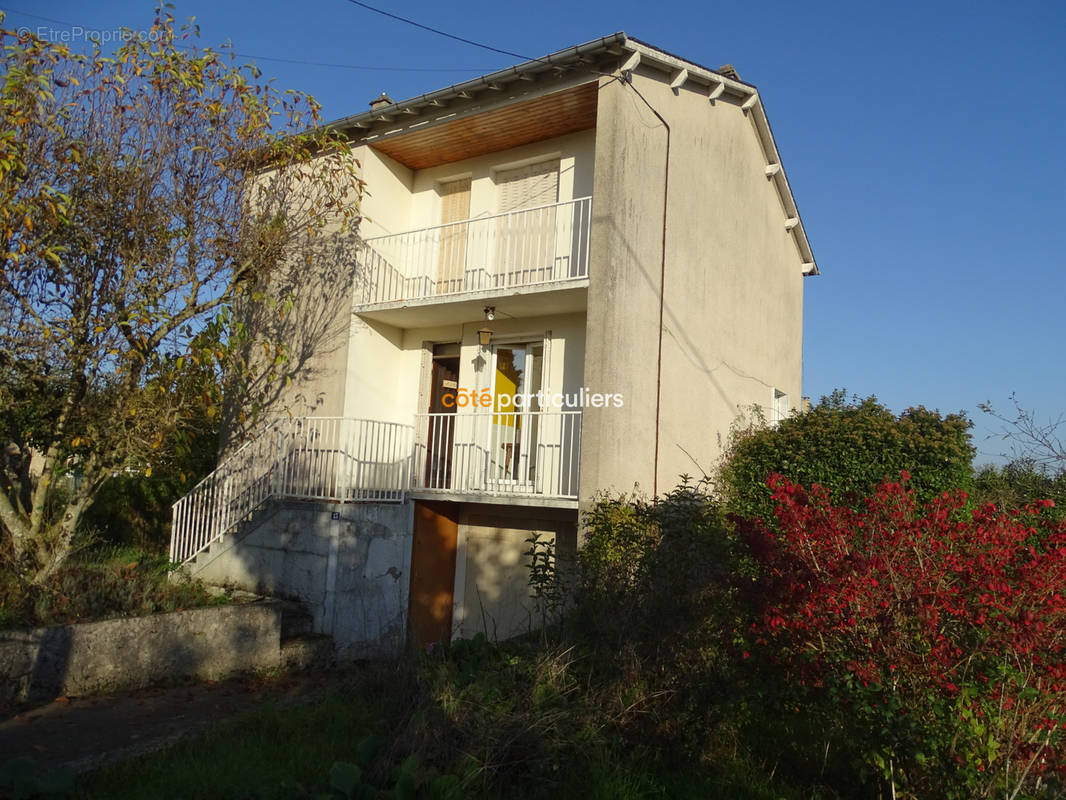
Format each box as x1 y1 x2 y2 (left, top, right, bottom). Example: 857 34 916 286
497 160 559 212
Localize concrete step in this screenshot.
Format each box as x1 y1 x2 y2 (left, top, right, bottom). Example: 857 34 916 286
202 584 261 603
280 634 335 672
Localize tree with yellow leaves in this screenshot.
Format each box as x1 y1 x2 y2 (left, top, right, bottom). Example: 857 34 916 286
0 9 361 583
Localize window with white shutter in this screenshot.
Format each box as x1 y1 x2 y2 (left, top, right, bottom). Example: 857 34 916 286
496 160 560 212
437 177 470 294
495 161 560 286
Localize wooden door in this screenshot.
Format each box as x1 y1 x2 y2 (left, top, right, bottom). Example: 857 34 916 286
438 178 470 294
425 357 459 489
408 500 459 649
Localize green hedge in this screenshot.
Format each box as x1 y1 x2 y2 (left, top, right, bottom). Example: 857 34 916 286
719 390 974 523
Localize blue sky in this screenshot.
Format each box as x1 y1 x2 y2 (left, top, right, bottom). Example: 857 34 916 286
6 0 1065 464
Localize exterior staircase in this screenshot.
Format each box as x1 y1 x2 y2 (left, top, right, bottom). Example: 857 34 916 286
170 411 583 569
170 417 413 567
179 496 286 575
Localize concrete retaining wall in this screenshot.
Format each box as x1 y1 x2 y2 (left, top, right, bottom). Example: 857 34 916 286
189 500 413 660
0 602 282 705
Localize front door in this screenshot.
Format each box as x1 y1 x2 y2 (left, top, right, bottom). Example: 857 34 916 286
425 355 459 489
489 343 543 488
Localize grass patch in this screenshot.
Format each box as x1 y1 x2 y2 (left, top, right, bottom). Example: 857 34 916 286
79 647 815 800
82 682 385 799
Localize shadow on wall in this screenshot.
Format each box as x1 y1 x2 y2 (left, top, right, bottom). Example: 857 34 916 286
25 626 72 705
454 511 578 644
221 226 363 450
461 533 533 643
189 501 412 661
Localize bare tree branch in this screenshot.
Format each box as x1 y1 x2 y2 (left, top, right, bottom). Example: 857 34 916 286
979 393 1066 471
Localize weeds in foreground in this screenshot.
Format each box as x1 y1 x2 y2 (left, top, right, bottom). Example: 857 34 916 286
0 544 220 630
80 648 805 800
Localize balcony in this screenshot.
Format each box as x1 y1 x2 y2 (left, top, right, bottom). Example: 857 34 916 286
412 410 582 503
356 197 592 317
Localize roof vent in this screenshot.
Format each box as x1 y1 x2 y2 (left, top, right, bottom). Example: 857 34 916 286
369 92 395 110
717 64 741 81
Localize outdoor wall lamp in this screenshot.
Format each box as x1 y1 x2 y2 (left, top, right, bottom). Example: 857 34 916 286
478 307 495 347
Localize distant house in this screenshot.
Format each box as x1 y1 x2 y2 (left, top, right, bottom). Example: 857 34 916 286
169 33 817 658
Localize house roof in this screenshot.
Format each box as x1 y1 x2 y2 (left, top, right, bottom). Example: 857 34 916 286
325 32 629 134
326 33 818 276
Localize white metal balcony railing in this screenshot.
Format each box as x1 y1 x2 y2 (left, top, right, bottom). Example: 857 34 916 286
358 196 592 305
412 410 582 500
170 417 413 564
170 411 583 565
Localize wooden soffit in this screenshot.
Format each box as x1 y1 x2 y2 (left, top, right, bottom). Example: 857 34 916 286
368 82 599 171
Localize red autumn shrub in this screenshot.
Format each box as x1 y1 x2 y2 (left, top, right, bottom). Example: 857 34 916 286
749 472 1066 799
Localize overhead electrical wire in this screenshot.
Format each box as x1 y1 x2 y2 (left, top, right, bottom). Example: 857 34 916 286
341 0 531 61
0 5 491 72
338 0 628 86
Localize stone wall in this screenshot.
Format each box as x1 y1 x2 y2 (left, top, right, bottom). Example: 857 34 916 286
0 602 282 705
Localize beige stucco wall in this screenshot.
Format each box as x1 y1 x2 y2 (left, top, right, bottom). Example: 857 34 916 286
223 154 364 444
355 146 414 239
453 504 577 641
342 316 412 424
580 69 805 502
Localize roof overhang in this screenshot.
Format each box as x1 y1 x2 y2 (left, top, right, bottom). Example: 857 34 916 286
326 32 628 136
326 33 818 276
368 82 599 171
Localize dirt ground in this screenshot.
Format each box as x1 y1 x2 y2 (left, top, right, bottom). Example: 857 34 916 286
0 671 338 774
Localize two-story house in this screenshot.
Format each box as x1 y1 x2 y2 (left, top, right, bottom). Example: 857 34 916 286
169 33 817 658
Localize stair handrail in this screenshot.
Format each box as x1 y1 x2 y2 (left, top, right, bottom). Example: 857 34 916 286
179 418 285 498
169 417 287 564
169 416 415 565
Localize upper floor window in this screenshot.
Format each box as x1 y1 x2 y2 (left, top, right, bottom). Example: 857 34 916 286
494 161 561 281
772 389 790 426
496 160 560 212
